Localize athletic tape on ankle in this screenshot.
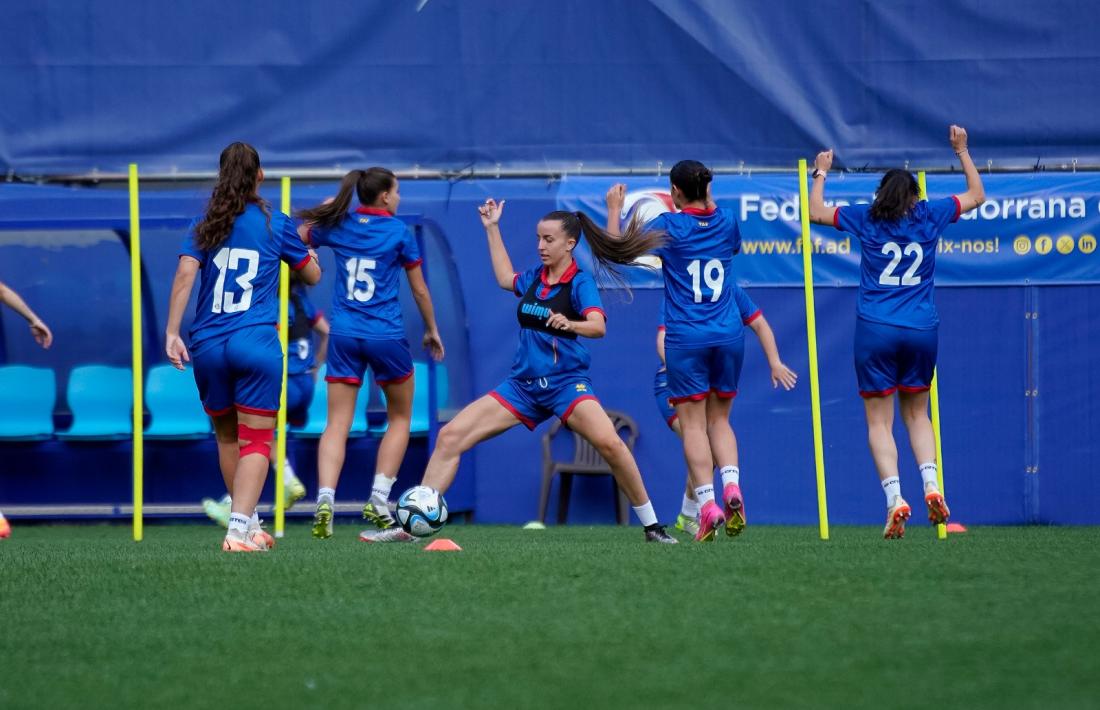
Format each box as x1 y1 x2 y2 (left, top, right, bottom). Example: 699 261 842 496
239 424 274 458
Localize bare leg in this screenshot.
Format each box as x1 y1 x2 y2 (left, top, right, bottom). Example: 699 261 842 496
705 393 738 469
376 376 414 479
562 399 650 506
211 411 238 496
863 395 899 481
422 395 520 493
898 390 936 467
674 399 712 490
230 412 277 518
316 382 359 492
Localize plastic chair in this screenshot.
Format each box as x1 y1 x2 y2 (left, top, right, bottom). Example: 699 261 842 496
58 365 132 440
370 361 449 436
538 409 637 525
145 364 211 439
0 365 56 440
291 365 369 438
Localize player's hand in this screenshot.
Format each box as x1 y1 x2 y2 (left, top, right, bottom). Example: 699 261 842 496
814 150 834 173
949 125 968 152
166 333 191 371
422 329 445 362
478 198 505 227
546 311 572 332
29 319 52 349
770 361 798 390
606 183 626 213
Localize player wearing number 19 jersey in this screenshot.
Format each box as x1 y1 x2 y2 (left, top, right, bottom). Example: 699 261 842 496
165 142 321 552
297 168 445 539
809 124 986 539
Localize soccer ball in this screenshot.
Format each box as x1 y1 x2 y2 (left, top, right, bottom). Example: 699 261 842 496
396 486 449 537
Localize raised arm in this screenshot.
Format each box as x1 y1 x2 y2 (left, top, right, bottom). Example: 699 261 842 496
405 265 445 361
747 315 798 390
808 149 836 226
605 183 626 237
950 125 985 213
165 256 200 370
478 198 517 291
0 280 53 348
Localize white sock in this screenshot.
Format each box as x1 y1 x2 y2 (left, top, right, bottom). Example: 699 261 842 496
371 473 396 503
284 459 299 484
318 487 335 505
228 513 250 535
919 462 939 492
881 476 902 507
632 501 658 527
680 494 699 518
249 512 261 531
694 484 715 508
720 465 740 488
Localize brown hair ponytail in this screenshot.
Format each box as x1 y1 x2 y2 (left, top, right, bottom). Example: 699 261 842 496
541 210 665 289
297 167 396 228
194 142 269 251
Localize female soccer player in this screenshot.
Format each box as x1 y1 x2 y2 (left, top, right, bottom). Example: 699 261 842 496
0 280 54 539
653 288 797 536
297 168 445 539
200 272 328 525
808 125 985 539
362 198 677 544
166 142 321 552
606 162 748 542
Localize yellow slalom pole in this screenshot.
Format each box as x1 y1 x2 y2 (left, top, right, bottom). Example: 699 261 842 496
274 177 291 537
797 159 829 540
918 171 948 540
129 164 144 542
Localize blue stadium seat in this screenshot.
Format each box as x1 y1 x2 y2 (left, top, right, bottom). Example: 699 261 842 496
145 364 211 439
58 365 132 440
370 361 449 437
0 365 56 440
290 365 368 438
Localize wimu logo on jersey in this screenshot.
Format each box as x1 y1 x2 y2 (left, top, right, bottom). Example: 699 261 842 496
521 302 551 319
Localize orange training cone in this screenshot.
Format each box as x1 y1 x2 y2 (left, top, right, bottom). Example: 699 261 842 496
946 523 968 533
424 538 462 551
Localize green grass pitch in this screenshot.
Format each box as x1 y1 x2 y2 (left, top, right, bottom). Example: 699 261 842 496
2 524 1098 709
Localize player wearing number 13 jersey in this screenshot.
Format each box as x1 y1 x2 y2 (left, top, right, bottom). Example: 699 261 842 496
166 142 322 552
297 168 445 539
810 124 986 539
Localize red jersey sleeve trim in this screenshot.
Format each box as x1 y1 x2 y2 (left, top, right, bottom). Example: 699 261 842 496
290 254 312 271
403 258 423 271
309 312 324 326
832 207 841 230
656 325 666 332
743 309 763 325
581 307 606 321
951 195 962 223
512 273 522 297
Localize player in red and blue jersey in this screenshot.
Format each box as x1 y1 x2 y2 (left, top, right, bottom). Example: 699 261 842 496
652 288 797 536
809 125 985 539
199 272 329 527
165 142 321 552
0 280 54 539
361 198 676 544
606 161 749 542
296 168 445 539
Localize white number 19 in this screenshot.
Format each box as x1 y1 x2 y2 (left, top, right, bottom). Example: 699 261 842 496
687 259 724 303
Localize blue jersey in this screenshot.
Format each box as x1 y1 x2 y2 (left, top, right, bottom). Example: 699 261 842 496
182 203 311 354
287 286 322 376
511 261 604 379
657 284 761 333
834 197 960 329
651 207 743 347
308 207 422 340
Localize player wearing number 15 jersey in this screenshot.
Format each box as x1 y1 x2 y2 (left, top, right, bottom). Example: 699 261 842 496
606 160 747 543
166 142 322 552
809 124 986 539
296 168 445 539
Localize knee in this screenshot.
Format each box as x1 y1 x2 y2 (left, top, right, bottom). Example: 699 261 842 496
593 435 627 462
436 422 464 455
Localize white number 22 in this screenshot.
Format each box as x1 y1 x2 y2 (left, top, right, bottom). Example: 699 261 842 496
687 259 724 303
345 257 377 302
879 242 924 286
211 247 260 313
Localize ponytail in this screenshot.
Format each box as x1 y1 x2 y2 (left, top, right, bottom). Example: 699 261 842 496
297 167 397 228
194 142 269 252
541 210 665 290
669 159 713 203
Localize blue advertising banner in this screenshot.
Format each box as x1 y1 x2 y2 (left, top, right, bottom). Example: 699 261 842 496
557 173 1100 287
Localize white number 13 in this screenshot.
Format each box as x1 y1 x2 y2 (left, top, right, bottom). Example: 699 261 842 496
879 242 924 286
211 247 260 314
687 259 724 303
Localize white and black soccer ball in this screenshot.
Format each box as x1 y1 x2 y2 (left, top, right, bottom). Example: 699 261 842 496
396 486 449 537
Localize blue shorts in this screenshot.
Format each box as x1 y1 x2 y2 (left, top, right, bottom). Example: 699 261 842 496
192 325 282 417
653 365 677 428
665 340 744 403
286 372 314 426
326 334 413 387
854 318 938 398
490 373 599 430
